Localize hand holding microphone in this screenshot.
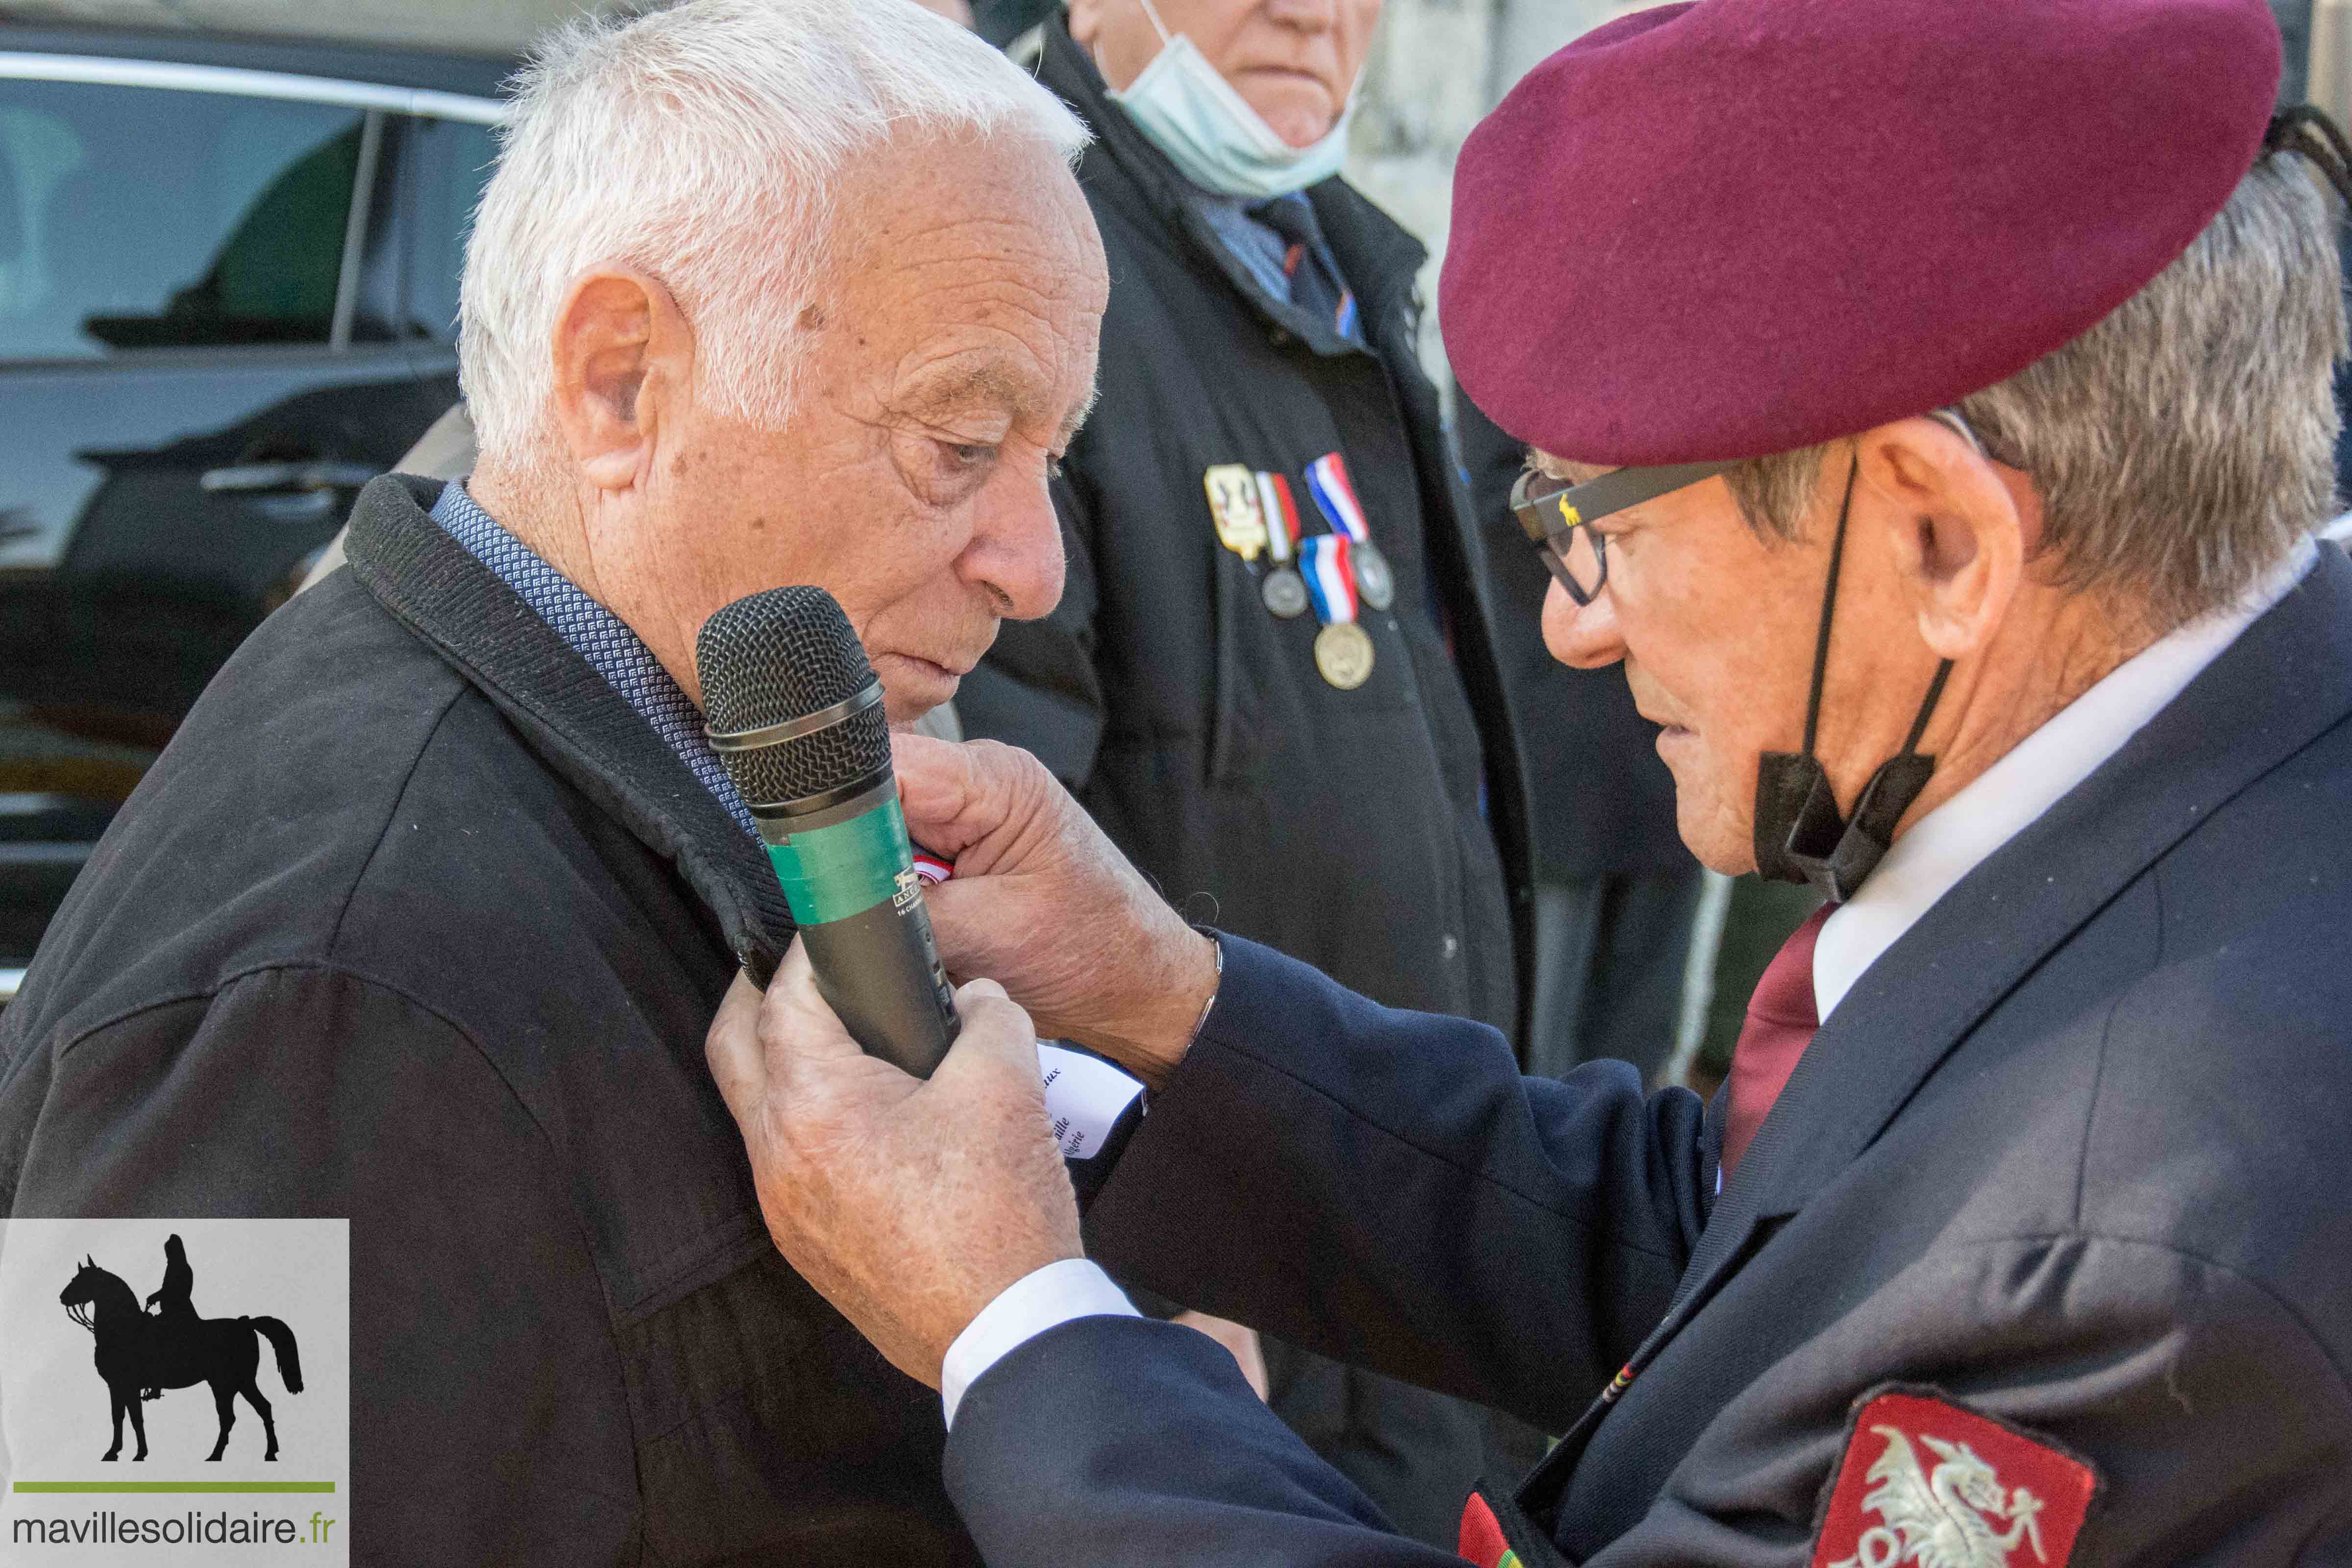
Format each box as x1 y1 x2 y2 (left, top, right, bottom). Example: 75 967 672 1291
705 947 1082 1389
698 586 959 1077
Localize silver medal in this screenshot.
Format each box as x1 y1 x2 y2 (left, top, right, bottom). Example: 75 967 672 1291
1262 567 1309 618
1352 541 1396 612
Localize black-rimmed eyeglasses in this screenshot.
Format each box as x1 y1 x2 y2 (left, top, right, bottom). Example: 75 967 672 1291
1507 460 1735 606
1507 411 1992 606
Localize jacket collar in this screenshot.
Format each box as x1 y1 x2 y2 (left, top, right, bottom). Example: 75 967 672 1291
1035 20 1425 352
343 475 793 984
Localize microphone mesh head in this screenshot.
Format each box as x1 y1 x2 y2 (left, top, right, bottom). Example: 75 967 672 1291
696 587 892 808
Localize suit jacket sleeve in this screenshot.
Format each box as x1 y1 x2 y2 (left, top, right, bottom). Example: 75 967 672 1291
1083 935 1712 1437
0 965 642 1565
956 472 1107 789
945 1313 1474 1568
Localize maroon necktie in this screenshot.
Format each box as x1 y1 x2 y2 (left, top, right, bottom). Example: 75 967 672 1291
1721 903 1833 1177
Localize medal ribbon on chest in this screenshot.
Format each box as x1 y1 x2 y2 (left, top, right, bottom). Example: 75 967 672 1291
1303 451 1395 611
1253 470 1310 618
1300 533 1375 689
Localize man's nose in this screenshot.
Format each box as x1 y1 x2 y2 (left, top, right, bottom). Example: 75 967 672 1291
1265 0 1340 31
964 469 1067 622
1541 575 1626 669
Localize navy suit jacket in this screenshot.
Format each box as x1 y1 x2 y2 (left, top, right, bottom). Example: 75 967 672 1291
941 547 2352 1566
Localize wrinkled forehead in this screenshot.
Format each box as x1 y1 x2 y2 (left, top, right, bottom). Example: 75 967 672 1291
817 130 1104 384
825 128 1104 311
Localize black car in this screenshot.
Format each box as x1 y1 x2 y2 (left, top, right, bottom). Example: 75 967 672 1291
0 24 510 998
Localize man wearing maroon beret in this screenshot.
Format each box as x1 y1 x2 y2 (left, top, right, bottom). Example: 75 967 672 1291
699 0 2352 1562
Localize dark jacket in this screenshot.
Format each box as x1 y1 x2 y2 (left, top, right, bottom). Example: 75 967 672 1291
958 23 1530 1036
1453 399 1691 883
0 477 977 1565
938 545 2352 1565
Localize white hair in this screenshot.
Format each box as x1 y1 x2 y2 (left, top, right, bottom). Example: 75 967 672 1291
458 0 1091 479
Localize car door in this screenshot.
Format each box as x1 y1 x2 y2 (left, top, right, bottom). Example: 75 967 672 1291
0 54 502 992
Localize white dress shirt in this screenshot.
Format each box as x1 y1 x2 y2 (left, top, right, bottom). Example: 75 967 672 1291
944 539 2318 1428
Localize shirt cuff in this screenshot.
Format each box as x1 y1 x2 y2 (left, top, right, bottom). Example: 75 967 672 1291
1037 1042 1145 1159
940 1257 1139 1428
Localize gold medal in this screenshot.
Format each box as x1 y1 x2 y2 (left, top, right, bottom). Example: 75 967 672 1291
1313 621 1375 689
1203 464 1268 561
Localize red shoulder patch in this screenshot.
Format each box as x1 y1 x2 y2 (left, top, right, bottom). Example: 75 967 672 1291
1811 1389 2101 1568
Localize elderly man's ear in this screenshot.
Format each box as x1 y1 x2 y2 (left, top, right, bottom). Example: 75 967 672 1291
550 267 696 493
1860 417 2039 662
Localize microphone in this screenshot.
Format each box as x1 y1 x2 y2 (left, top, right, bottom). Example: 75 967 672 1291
697 587 960 1078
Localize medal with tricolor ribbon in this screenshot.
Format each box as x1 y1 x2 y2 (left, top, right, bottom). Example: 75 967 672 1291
1253 469 1309 618
1303 451 1395 611
1300 533 1375 689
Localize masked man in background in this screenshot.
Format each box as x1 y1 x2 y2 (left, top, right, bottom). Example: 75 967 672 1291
957 0 1540 1538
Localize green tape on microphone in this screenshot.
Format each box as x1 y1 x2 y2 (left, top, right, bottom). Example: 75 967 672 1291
763 797 917 926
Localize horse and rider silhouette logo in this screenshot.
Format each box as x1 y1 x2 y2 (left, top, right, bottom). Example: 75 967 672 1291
56 1235 302 1464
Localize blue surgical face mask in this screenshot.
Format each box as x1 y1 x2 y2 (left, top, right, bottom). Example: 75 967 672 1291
1103 0 1357 200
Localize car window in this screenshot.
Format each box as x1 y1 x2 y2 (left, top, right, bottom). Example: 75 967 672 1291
0 80 368 359
398 114 497 343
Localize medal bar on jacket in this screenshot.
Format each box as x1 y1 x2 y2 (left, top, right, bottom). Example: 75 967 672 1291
1204 455 1383 688
1301 532 1375 689
1202 464 1268 564
1254 469 1309 618
1304 451 1395 611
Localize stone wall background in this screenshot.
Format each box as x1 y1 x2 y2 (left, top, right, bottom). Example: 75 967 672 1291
1348 0 1655 382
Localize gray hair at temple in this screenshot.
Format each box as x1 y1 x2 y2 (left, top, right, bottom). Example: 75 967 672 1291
1728 153 2348 633
458 0 1091 483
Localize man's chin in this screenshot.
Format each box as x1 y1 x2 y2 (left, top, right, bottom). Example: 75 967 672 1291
883 686 956 730
1669 779 1758 877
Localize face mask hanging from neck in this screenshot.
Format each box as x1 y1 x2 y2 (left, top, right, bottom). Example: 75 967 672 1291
1752 455 1954 904
1104 0 1357 200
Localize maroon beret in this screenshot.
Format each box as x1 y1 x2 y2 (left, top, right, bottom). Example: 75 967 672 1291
1442 0 2283 464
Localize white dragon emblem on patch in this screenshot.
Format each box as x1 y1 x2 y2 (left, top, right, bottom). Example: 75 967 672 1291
1830 1424 2050 1568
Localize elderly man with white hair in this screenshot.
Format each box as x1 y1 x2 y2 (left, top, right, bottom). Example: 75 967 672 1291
0 2 1101 1561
